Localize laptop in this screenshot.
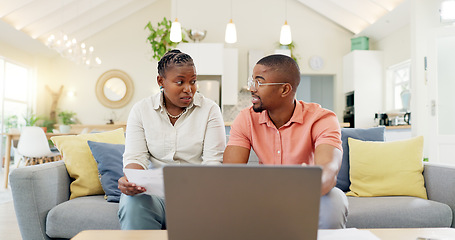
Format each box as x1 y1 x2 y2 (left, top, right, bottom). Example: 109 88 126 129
163 165 322 240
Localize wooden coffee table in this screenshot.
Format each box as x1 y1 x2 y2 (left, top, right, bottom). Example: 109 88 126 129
368 228 455 239
71 228 455 240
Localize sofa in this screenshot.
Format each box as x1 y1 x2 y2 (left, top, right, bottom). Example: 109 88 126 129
10 134 455 240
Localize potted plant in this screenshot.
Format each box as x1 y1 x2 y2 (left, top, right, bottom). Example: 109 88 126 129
23 110 40 127
5 115 19 133
276 41 298 63
37 117 56 133
145 17 187 61
58 111 76 133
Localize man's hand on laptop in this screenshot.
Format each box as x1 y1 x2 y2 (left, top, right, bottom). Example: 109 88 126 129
118 163 146 196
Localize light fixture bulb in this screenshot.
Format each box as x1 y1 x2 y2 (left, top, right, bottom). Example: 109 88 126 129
280 20 292 45
225 19 237 43
170 18 182 43
440 0 455 22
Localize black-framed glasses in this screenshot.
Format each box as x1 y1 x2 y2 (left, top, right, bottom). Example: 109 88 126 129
247 77 286 91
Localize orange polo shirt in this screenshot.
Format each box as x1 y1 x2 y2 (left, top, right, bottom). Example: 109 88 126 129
227 101 342 165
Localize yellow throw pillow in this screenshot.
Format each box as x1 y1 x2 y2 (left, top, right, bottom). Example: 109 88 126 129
346 136 427 199
51 128 125 199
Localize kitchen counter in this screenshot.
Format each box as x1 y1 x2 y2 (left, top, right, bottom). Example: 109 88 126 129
385 125 411 129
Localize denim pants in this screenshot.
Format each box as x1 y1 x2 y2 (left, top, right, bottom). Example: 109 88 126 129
118 187 348 230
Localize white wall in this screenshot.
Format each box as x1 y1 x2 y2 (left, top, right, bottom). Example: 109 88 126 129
410 0 444 158
175 0 352 120
371 24 411 112
41 0 171 124
1 0 353 125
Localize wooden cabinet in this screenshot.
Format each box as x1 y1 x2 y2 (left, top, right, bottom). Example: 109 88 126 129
343 50 383 128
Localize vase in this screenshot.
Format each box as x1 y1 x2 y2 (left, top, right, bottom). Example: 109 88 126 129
59 125 71 134
400 89 411 111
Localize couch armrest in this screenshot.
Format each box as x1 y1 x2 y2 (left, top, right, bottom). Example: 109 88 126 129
424 162 455 227
10 161 71 240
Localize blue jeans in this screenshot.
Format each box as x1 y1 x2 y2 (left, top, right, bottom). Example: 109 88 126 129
118 188 348 230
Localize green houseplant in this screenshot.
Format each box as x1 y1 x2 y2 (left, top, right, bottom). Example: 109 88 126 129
23 110 40 127
277 41 299 63
145 17 187 61
58 111 76 133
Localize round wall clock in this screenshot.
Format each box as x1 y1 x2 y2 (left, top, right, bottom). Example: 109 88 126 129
309 56 324 71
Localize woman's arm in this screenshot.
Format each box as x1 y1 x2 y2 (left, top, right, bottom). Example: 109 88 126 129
119 102 152 196
118 163 146 196
201 104 226 165
123 103 152 169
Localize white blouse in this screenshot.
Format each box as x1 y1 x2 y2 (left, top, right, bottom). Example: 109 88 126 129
123 92 225 169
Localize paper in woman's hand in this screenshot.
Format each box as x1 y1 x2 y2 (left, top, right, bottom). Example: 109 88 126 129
123 168 165 198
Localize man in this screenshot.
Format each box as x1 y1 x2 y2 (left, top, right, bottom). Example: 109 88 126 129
223 54 348 229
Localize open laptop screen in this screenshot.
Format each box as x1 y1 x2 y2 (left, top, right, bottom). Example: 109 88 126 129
163 165 322 240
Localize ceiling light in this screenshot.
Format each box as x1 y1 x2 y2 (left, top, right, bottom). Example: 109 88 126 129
279 0 292 45
170 18 182 43
280 21 292 45
170 0 182 43
225 19 237 44
46 31 102 68
225 0 237 44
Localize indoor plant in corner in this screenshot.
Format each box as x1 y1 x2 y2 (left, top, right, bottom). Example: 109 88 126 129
58 111 76 133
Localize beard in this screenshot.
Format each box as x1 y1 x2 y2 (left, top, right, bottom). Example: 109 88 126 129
252 94 265 112
252 101 265 113
253 105 265 112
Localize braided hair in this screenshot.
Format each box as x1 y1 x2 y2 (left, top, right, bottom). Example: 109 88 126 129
157 49 194 77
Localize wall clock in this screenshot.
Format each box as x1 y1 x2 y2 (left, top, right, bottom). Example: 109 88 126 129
309 55 324 71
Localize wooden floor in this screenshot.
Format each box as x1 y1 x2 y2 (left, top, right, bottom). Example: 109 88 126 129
0 165 23 240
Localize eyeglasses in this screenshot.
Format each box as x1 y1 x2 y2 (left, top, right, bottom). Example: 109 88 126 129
247 77 286 91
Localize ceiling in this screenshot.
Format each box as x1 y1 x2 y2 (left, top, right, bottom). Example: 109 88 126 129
0 0 408 54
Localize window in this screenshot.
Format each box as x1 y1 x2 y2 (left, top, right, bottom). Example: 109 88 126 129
387 60 411 112
0 57 33 156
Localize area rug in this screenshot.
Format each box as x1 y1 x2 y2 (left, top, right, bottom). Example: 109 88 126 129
0 189 13 204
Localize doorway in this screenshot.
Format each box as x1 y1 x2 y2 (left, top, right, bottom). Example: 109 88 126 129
296 75 334 111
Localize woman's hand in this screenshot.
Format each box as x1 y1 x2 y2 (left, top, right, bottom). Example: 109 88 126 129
118 164 146 196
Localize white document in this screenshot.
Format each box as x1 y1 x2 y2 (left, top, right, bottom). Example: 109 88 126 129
123 168 165 198
318 228 380 240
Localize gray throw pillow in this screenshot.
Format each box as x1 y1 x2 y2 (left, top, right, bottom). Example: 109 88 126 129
336 127 385 192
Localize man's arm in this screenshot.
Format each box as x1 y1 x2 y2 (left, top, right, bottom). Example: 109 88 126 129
223 145 250 164
314 144 342 196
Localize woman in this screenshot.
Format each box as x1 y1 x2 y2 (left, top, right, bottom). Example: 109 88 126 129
118 49 226 230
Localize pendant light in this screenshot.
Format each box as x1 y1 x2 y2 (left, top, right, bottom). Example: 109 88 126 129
170 0 182 43
225 0 237 43
170 18 182 43
279 0 292 45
